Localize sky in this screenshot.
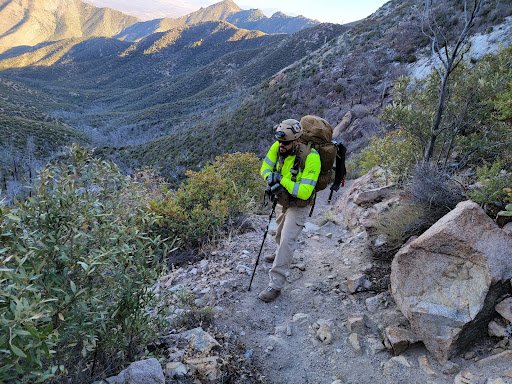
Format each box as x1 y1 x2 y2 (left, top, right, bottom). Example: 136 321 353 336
229 0 389 24
85 0 389 24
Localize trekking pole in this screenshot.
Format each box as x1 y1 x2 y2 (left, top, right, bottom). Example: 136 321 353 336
248 198 278 291
327 190 334 204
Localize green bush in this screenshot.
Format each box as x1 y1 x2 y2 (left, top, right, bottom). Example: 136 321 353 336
353 129 419 182
149 152 264 248
0 145 171 383
469 161 512 207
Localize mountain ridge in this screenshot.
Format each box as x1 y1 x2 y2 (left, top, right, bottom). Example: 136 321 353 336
115 0 319 42
0 0 138 54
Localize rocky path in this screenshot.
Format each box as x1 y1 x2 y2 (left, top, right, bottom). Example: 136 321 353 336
164 187 502 384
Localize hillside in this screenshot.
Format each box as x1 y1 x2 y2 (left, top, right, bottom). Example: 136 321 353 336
0 0 138 54
0 21 344 160
99 0 512 180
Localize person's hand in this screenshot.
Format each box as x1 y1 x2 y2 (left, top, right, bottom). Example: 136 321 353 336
330 178 345 191
267 172 282 186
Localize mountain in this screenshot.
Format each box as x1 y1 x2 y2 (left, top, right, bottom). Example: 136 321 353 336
115 0 320 42
0 0 138 54
0 20 344 155
2 0 511 186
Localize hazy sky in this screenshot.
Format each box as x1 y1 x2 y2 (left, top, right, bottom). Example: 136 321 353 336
86 0 389 24
229 0 389 24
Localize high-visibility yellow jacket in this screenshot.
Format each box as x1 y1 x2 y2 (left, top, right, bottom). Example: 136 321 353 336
260 141 321 201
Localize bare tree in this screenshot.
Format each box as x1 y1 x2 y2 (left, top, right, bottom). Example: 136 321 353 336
422 0 483 162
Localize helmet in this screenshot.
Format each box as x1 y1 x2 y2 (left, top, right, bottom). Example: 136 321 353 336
274 119 302 142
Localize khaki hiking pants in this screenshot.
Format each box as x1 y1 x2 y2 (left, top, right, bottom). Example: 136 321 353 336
269 204 309 290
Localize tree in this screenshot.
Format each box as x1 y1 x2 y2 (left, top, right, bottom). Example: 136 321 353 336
422 0 483 162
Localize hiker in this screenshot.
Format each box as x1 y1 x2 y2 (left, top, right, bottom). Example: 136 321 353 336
258 119 321 302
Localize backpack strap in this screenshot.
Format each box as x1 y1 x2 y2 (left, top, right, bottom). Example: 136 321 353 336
292 142 312 181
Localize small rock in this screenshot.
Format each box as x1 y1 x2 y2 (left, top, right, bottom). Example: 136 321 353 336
418 355 437 376
286 323 293 336
348 333 361 353
105 358 164 384
347 316 365 334
374 234 388 248
244 349 254 360
465 351 477 360
189 267 198 275
166 362 188 379
178 328 220 354
365 295 381 313
489 320 509 338
346 273 371 294
441 361 460 375
292 313 310 324
382 356 411 377
384 326 418 355
326 232 333 239
237 264 251 275
496 298 512 323
311 235 321 241
316 320 333 344
185 356 220 382
366 336 386 355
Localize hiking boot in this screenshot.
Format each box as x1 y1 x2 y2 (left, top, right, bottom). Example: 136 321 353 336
258 286 281 302
263 254 275 263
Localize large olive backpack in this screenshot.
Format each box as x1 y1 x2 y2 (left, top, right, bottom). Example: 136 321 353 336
296 115 346 191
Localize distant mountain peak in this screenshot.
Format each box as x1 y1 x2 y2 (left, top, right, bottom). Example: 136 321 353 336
209 0 241 13
271 12 288 19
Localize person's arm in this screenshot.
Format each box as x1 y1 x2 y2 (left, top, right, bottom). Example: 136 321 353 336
280 149 321 200
260 141 280 181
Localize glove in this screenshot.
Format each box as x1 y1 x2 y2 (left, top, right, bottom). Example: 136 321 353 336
267 172 282 186
330 183 340 192
330 178 345 192
270 183 284 195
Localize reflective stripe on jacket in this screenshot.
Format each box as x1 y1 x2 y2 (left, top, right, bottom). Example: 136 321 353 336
260 141 321 201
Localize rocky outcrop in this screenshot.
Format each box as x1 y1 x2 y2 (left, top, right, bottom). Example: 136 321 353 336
391 200 512 363
335 166 399 232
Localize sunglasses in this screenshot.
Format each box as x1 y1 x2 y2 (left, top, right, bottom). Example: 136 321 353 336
275 130 293 144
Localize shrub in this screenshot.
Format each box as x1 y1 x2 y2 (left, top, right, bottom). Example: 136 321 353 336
407 163 465 210
371 202 430 261
149 152 264 248
0 145 171 383
469 161 512 211
354 129 419 182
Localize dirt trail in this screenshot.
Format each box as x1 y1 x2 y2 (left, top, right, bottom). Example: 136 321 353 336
206 188 461 384
166 187 486 383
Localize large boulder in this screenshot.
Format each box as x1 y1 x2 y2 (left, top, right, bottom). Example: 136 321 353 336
391 200 512 363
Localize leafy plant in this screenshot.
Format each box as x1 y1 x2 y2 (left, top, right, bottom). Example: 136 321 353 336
468 161 512 207
353 128 419 183
149 152 264 249
0 145 171 383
